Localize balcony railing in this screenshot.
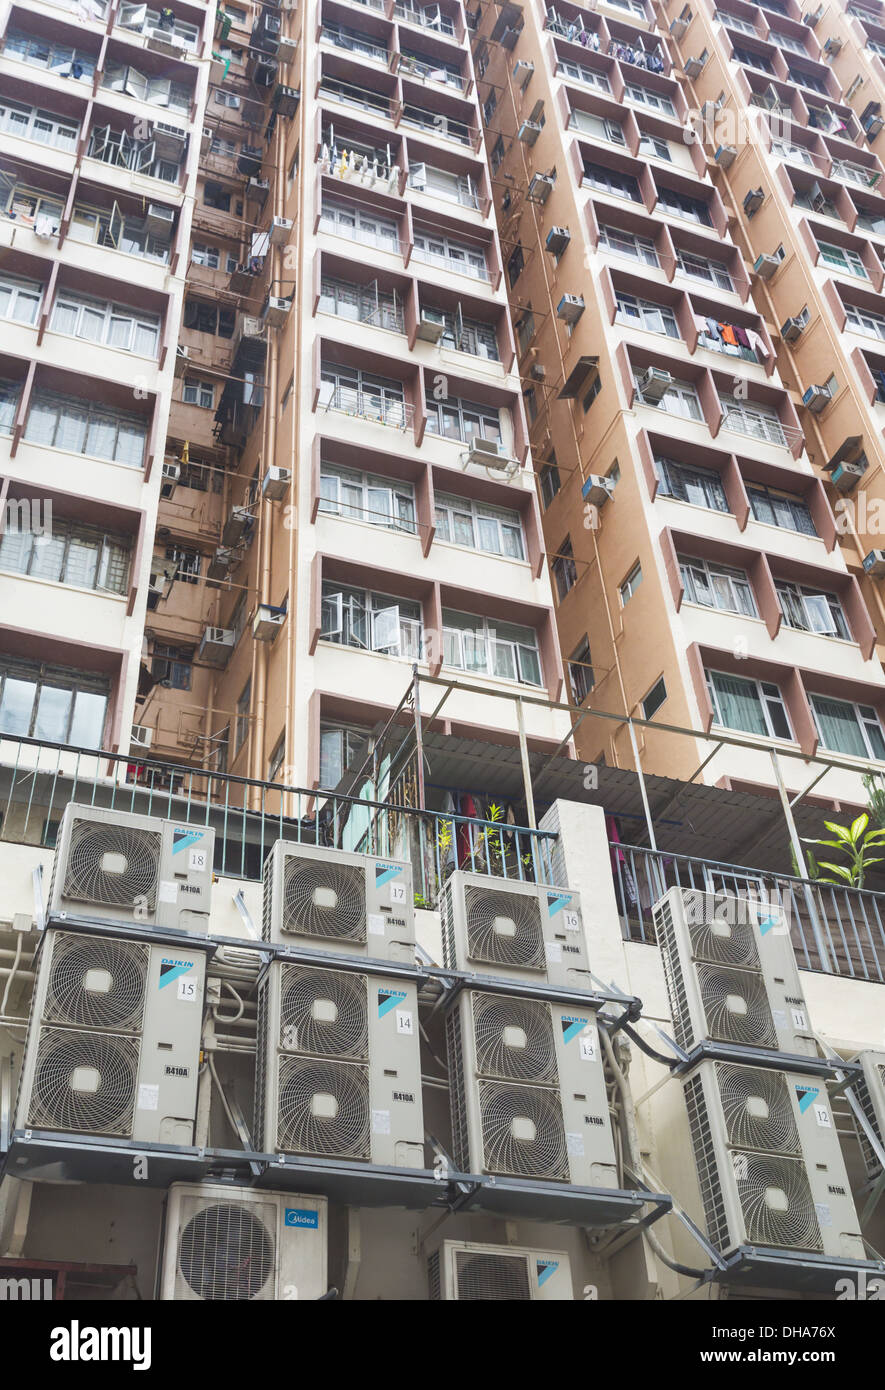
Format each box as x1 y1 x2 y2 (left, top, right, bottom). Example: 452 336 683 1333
393 2 456 37
612 840 885 982
320 381 414 429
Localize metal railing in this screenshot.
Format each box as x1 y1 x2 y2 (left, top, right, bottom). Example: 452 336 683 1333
0 733 557 904
320 382 414 429
612 840 885 982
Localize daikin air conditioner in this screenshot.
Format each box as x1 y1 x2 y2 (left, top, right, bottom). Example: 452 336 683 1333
446 989 617 1184
652 888 817 1057
207 548 236 583
278 34 299 62
440 871 591 989
255 960 424 1165
428 1241 573 1299
47 804 214 934
261 465 291 500
638 367 672 402
198 626 236 667
683 1060 865 1261
262 841 415 962
16 928 206 1143
851 1048 885 1178
159 1183 327 1300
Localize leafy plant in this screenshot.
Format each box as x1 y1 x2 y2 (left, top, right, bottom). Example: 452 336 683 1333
803 813 885 889
863 772 885 830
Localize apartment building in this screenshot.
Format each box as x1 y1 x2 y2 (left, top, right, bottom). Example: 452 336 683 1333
470 0 885 813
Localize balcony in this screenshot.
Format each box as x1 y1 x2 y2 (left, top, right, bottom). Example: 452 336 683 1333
319 379 415 430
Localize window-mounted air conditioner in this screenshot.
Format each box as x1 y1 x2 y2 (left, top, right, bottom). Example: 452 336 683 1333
152 122 187 160
146 203 175 239
271 84 300 118
222 506 253 547
147 28 186 58
781 316 806 342
754 252 781 279
638 367 673 402
248 176 270 200
802 383 831 413
465 437 515 470
581 474 614 507
201 127 211 156
715 144 737 167
528 172 555 203
262 296 292 328
683 54 706 78
198 626 236 666
514 59 534 84
545 226 570 255
207 547 236 583
130 723 153 749
824 36 842 55
270 216 293 245
417 311 445 343
831 460 866 492
670 13 691 40
530 363 546 381
238 314 265 342
556 293 584 324
278 35 299 62
863 549 885 577
803 4 823 27
518 119 542 145
428 1242 573 1301
253 604 286 642
261 466 291 501
161 461 181 497
743 187 765 215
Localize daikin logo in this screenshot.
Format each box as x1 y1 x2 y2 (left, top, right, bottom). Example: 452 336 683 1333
378 987 406 1017
159 958 194 989
757 913 779 936
795 1084 820 1114
375 862 404 887
560 1015 589 1043
172 828 205 855
536 1260 559 1286
546 892 572 917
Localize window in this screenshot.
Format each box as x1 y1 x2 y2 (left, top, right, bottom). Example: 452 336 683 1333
598 224 659 267
706 669 792 739
642 677 667 719
620 563 643 604
617 292 680 338
772 139 816 168
425 394 501 444
320 198 400 255
87 125 181 183
775 581 849 638
442 609 542 686
435 493 525 559
268 734 286 783
559 60 612 91
569 637 594 703
747 485 816 536
321 583 423 658
183 378 215 409
318 465 417 533
656 457 728 511
204 182 231 212
0 658 109 748
552 537 578 600
810 694 885 760
68 203 172 263
845 303 885 341
101 62 192 112
516 308 536 355
183 301 235 337
731 43 774 73
319 364 408 429
657 186 713 226
491 136 505 172
5 28 96 80
540 461 561 508
0 381 21 434
679 554 756 616
675 248 733 291
623 84 676 116
0 98 79 151
638 134 671 161
719 393 786 447
788 66 827 94
192 243 221 269
636 374 702 420
507 246 525 286
25 391 146 467
817 240 868 279
0 271 42 329
412 227 488 280
50 292 160 356
235 680 251 755
166 547 201 585
409 162 479 209
320 723 371 787
582 162 641 201
583 373 602 411
568 109 625 143
0 514 131 594
421 306 499 359
151 643 192 691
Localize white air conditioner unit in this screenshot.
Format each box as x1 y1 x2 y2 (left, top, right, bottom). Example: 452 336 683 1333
222 506 253 547
528 172 555 202
446 988 617 1184
754 252 781 279
556 293 585 324
518 119 542 145
263 296 292 328
514 59 535 83
417 311 445 343
278 34 299 61
130 723 153 749
683 54 706 78
16 927 206 1144
152 121 187 160
161 461 180 496
830 460 866 492
802 383 831 413
440 871 591 989
262 466 291 500
824 36 843 55
653 888 817 1057
683 1060 865 1263
465 437 516 471
253 604 285 641
851 1049 885 1179
146 203 175 239
255 960 424 1166
428 1241 573 1299
262 841 415 962
47 804 214 935
270 215 294 245
582 474 614 507
863 548 885 577
173 345 190 377
670 14 691 40
238 314 265 342
198 625 236 666
715 144 737 167
147 28 187 58
638 367 673 402
781 316 805 343
159 1183 328 1301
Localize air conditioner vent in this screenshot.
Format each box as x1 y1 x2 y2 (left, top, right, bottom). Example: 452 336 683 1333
686 909 761 969
715 1062 801 1154
178 1201 275 1301
478 1079 569 1180
27 1028 140 1136
696 962 779 1049
43 933 149 1032
278 965 369 1060
275 1056 371 1158
63 820 162 912
735 1151 822 1251
281 856 367 943
454 1249 532 1299
471 992 558 1085
464 884 545 971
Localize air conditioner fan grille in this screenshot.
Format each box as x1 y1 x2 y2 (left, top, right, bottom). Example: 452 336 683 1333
471 992 558 1084
697 963 778 1049
43 933 149 1032
715 1063 800 1154
281 857 366 942
276 1056 371 1159
478 1079 569 1181
63 819 162 911
734 1151 823 1252
27 1027 139 1136
464 886 545 971
454 1250 532 1300
178 1202 274 1300
279 965 369 1059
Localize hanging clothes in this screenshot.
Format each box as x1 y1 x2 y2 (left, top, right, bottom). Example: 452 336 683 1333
733 325 751 350
746 328 769 360
704 317 723 342
718 322 739 347
456 793 480 868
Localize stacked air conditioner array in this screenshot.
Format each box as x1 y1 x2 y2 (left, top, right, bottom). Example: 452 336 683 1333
654 889 866 1269
254 842 425 1169
16 804 215 1147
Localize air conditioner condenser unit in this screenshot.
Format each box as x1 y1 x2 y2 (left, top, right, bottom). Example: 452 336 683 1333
255 960 425 1166
48 803 214 934
159 1183 327 1300
262 466 291 500
638 367 672 402
653 888 817 1057
440 870 591 989
16 927 206 1144
428 1240 573 1299
851 1048 885 1178
198 626 236 667
446 988 618 1186
262 841 415 962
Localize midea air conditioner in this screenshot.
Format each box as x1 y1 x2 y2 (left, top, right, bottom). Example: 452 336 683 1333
653 888 817 1057
262 465 291 500
851 1048 885 1178
864 549 885 577
16 927 206 1144
255 960 424 1166
198 626 236 666
440 871 591 989
159 1183 327 1300
262 841 415 962
446 988 618 1185
428 1240 573 1299
683 1060 866 1262
638 367 672 403
48 804 214 935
